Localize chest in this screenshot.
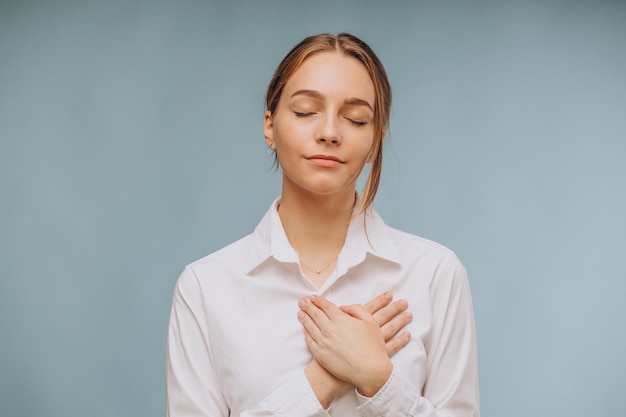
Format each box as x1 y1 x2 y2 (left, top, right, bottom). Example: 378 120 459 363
202 263 433 412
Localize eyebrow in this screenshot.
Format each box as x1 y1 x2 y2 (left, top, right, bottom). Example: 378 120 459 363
290 89 373 112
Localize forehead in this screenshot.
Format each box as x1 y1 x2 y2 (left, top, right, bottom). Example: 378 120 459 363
283 51 375 101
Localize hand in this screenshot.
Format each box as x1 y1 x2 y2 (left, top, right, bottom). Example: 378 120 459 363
363 292 413 356
302 292 412 406
298 295 401 397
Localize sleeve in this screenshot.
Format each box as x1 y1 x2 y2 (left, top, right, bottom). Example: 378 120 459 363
355 253 480 417
166 267 229 417
166 267 334 417
240 371 333 417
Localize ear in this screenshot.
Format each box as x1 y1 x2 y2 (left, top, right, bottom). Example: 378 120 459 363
264 111 274 147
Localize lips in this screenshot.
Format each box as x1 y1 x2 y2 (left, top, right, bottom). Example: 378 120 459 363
306 154 344 168
307 154 343 162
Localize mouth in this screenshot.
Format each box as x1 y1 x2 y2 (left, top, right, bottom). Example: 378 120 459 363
306 154 344 168
307 154 344 163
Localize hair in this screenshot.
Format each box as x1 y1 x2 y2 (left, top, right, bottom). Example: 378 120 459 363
265 32 392 216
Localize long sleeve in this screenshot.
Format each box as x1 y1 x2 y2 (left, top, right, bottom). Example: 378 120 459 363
166 268 334 417
166 268 229 417
240 371 332 417
167 204 479 416
355 253 480 417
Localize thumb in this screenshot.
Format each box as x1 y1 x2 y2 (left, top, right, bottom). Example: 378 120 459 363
339 304 372 321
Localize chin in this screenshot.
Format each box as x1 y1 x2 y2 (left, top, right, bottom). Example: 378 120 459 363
304 184 354 197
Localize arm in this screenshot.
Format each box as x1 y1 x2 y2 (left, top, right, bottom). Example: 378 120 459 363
418 254 480 415
298 296 394 396
242 292 413 416
303 293 414 408
166 268 229 417
167 270 329 417
167 270 412 417
299 255 480 417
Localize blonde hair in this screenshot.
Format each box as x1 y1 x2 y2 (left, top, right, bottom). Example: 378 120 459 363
265 33 392 216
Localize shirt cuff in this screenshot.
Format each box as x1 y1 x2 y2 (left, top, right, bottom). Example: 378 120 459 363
355 368 419 416
255 370 332 417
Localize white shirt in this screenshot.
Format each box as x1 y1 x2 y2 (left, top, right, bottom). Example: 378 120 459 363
167 200 480 416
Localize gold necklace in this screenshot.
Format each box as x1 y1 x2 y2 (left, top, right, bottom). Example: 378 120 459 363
300 256 338 274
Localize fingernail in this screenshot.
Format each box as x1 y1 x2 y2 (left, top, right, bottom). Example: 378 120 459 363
298 299 305 308
400 299 408 308
310 295 317 302
384 292 392 299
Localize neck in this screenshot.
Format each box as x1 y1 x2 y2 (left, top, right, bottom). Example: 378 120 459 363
278 185 356 286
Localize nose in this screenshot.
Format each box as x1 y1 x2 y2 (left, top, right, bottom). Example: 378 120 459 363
316 115 341 145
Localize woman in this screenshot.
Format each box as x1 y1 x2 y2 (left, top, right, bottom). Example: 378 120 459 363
167 33 479 416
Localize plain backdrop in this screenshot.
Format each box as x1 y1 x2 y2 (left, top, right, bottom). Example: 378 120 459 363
1 1 625 416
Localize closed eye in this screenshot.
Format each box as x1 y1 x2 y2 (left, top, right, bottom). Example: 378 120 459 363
346 117 368 127
294 111 315 117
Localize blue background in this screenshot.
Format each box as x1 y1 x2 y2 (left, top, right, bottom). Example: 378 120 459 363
1 1 625 416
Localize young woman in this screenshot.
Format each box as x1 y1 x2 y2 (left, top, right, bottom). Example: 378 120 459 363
167 33 479 417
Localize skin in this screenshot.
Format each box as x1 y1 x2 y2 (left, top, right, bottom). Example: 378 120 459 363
264 51 412 406
264 51 375 202
264 51 375 287
303 293 413 406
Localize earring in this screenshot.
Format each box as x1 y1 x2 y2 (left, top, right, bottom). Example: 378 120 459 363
267 147 273 155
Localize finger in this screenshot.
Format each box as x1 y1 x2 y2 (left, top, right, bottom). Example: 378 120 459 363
302 328 318 352
299 297 331 326
339 304 374 322
297 309 323 342
372 299 409 327
363 292 393 315
309 295 343 320
380 310 413 342
385 331 412 357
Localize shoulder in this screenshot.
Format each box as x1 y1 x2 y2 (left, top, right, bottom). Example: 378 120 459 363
382 224 468 286
189 233 254 272
176 201 277 289
385 224 457 262
178 233 255 287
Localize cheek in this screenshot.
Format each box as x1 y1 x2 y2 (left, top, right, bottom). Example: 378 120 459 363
273 120 301 147
350 142 374 174
273 126 301 166
358 133 375 157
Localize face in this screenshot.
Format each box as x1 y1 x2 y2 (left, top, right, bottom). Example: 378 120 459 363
264 52 376 199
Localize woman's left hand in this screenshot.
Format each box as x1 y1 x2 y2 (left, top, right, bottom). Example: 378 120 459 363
297 295 393 397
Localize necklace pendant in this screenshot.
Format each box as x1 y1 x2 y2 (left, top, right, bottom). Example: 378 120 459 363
316 269 321 274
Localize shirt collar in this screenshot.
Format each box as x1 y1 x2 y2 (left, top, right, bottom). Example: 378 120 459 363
245 198 401 275
341 208 402 266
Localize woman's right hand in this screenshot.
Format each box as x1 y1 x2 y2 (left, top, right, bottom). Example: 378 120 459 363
303 292 412 407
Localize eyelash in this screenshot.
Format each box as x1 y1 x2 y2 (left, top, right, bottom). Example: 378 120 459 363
347 118 367 127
